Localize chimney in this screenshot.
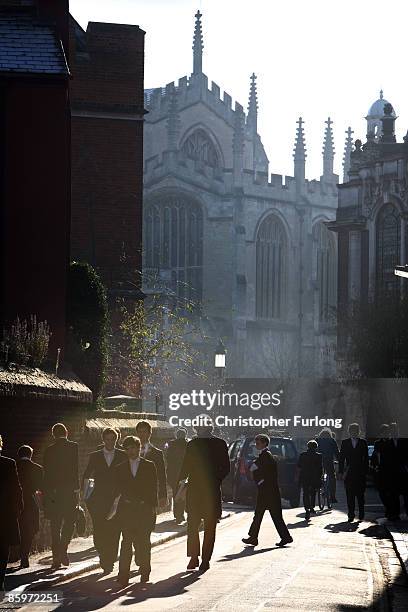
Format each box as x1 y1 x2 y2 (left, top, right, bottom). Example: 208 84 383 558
37 0 69 62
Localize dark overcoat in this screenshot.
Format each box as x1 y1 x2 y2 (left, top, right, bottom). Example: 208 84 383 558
252 448 284 511
17 459 43 535
297 450 323 488
339 438 369 486
179 435 230 519
0 455 23 546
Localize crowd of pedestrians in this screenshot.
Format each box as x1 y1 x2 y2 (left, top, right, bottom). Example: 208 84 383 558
0 418 407 595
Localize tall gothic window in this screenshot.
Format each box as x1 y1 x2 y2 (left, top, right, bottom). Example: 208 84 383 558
314 223 336 323
181 129 220 168
376 203 400 294
144 195 203 303
256 215 286 319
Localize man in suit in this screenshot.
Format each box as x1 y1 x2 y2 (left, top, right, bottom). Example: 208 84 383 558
297 440 323 520
136 421 167 508
371 424 392 519
114 436 158 586
386 422 407 520
165 428 188 523
83 427 126 573
179 416 230 572
43 423 79 569
16 445 43 568
0 434 23 594
242 434 293 546
339 423 369 522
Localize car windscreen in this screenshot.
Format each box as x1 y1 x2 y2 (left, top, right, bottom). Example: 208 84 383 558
245 439 296 460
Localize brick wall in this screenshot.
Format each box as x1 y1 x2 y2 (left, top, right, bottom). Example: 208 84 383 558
69 17 145 295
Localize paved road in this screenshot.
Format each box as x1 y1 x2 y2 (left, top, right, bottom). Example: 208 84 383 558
10 487 403 611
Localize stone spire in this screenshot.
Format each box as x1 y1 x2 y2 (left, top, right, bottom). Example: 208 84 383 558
342 126 354 183
233 103 245 185
247 73 258 133
322 117 335 178
166 85 180 150
192 9 203 75
293 117 306 184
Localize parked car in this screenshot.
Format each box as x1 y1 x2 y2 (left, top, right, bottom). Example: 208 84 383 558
223 436 301 507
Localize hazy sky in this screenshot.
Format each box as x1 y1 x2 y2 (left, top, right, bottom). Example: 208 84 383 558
70 0 408 181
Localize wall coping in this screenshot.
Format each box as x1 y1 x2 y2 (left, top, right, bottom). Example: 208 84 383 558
0 366 92 403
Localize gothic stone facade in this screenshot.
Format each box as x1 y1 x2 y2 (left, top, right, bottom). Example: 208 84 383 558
143 12 338 383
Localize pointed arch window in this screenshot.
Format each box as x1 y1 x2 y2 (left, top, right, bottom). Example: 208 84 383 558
181 129 220 168
376 204 400 294
256 215 286 319
314 223 336 322
144 195 203 303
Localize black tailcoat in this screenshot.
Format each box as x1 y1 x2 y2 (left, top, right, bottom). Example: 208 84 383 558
141 444 167 501
83 448 127 517
339 438 369 484
297 450 323 488
179 435 230 519
17 459 43 535
115 458 158 532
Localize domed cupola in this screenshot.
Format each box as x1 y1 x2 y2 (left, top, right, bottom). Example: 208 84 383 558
366 90 396 140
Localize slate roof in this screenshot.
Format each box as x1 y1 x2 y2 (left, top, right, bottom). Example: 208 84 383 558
0 10 69 76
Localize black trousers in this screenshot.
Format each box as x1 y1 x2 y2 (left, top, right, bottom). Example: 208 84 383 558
0 543 9 590
119 524 151 579
302 485 317 511
92 513 120 570
19 522 36 562
248 500 290 541
49 492 76 562
169 482 185 521
345 479 365 518
187 510 217 561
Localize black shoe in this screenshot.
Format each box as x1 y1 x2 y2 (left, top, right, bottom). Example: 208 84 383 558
140 572 150 583
50 561 61 571
103 566 113 575
61 552 69 567
348 516 355 523
310 508 316 514
358 514 364 521
242 537 258 546
276 537 293 547
199 560 210 572
305 511 310 520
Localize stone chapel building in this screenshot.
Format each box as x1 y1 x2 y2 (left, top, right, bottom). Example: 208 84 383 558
143 11 340 383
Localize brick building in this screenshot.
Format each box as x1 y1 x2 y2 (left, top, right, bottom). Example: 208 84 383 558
69 17 145 302
0 0 71 354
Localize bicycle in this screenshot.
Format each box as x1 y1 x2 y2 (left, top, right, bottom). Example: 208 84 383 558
318 471 332 510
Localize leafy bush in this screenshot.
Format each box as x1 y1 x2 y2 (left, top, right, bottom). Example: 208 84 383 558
66 262 109 401
1 315 50 367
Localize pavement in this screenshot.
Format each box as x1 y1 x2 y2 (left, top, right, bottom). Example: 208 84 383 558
2 509 232 596
1 487 408 611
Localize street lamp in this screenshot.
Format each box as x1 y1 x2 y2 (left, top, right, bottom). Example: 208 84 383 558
395 265 408 279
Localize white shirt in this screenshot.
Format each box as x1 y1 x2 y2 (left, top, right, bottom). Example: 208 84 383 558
140 443 150 458
129 458 140 477
103 448 115 467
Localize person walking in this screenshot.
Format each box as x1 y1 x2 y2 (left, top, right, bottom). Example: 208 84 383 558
83 427 127 573
136 421 167 508
242 434 293 545
0 434 23 596
114 436 158 586
386 422 407 520
317 428 340 503
16 445 43 568
371 424 392 519
297 440 323 520
165 428 188 523
339 423 369 522
179 416 230 572
43 423 79 569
